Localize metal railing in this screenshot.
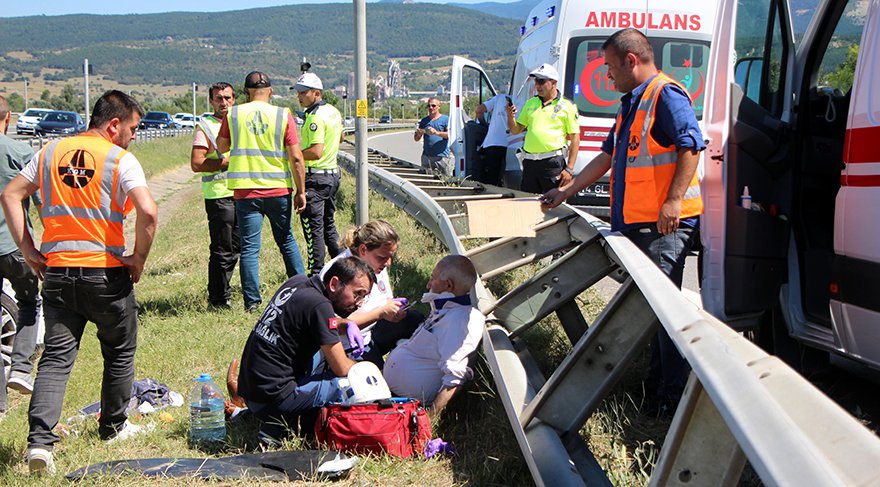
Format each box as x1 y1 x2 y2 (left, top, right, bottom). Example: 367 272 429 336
337 146 880 486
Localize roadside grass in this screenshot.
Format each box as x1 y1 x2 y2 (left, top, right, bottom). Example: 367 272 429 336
0 136 662 486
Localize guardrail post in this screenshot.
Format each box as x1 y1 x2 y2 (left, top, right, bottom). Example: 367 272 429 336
649 375 746 487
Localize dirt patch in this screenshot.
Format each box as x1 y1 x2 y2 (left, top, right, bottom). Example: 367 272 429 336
123 164 200 243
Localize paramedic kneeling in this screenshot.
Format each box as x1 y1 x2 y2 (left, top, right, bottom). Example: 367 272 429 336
383 255 485 415
236 256 375 442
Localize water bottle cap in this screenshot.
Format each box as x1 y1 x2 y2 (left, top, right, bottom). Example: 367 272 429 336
196 373 212 382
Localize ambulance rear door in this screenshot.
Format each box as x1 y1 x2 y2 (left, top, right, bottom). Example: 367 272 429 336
449 55 497 178
702 0 796 324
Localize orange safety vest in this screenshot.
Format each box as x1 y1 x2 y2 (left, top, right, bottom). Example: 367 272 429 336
612 73 703 224
37 133 134 268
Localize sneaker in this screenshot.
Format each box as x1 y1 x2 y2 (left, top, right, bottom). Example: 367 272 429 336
7 372 34 395
245 303 262 313
105 420 155 443
27 447 56 475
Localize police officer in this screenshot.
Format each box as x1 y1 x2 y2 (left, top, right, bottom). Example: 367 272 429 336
1 90 158 474
506 63 581 194
216 71 307 311
191 82 239 308
294 72 344 276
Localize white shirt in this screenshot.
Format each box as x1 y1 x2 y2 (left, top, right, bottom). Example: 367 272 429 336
480 95 511 149
21 144 148 194
383 294 485 404
320 248 393 313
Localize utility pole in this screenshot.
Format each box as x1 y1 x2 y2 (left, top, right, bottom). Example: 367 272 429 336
83 59 91 127
192 82 197 124
354 0 368 224
24 79 28 110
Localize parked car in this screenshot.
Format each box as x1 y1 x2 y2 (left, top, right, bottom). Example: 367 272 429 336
139 111 177 130
15 109 53 135
343 116 355 128
173 112 193 123
200 112 214 121
378 115 393 124
176 115 197 128
34 111 86 136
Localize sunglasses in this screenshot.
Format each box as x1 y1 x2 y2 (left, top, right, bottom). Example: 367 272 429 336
534 78 550 85
428 104 438 107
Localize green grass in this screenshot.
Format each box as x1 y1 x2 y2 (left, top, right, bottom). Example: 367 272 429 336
0 136 659 486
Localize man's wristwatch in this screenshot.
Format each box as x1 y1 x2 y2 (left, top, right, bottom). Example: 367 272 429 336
562 166 574 175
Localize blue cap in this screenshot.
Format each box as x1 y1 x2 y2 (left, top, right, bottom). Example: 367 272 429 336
196 374 212 382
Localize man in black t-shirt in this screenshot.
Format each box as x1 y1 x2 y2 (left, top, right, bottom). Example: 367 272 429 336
237 256 375 441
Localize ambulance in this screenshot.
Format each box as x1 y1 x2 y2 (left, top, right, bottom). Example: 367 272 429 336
449 0 717 214
702 0 880 370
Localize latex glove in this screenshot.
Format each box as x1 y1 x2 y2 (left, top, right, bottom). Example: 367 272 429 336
346 321 364 357
424 438 455 458
394 297 408 308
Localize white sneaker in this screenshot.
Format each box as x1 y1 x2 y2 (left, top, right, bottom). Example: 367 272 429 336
7 373 34 395
27 447 56 475
106 420 155 443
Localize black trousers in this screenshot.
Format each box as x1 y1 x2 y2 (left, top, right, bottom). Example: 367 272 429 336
205 197 240 306
300 172 342 276
477 146 506 186
520 154 565 194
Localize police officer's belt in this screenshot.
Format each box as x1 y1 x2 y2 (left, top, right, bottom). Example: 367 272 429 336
306 167 339 174
522 149 565 160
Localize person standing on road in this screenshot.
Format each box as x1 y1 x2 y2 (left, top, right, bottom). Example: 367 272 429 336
294 72 344 276
474 94 512 186
216 71 307 312
413 97 452 175
0 95 42 414
1 90 158 474
191 82 240 308
541 28 704 416
506 63 580 194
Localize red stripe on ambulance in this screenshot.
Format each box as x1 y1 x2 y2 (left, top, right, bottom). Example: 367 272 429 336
844 125 880 165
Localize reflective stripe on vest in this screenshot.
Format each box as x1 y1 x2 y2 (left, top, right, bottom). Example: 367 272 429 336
196 116 233 199
227 103 291 189
37 135 132 267
612 73 703 224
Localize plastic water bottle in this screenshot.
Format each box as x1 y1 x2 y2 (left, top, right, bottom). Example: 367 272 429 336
189 374 226 445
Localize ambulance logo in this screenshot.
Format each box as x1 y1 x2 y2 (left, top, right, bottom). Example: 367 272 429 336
58 149 96 189
246 111 269 135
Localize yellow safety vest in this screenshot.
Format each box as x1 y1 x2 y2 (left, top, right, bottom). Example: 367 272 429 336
196 115 233 199
227 101 291 190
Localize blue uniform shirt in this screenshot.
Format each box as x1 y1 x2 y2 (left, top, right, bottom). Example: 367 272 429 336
418 114 450 157
601 74 706 232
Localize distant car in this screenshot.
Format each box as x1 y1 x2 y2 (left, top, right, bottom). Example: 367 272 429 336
176 115 197 128
16 108 53 135
378 115 393 124
34 111 86 136
139 111 177 130
343 116 355 128
173 112 193 123
200 112 214 121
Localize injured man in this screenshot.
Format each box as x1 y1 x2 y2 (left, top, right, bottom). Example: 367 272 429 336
383 255 486 415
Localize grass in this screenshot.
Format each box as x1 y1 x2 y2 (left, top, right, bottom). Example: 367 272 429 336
0 136 663 486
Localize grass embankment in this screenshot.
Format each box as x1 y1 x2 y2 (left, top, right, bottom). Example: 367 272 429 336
0 135 664 486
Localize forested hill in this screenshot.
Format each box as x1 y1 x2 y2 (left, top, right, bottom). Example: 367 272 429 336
0 3 519 89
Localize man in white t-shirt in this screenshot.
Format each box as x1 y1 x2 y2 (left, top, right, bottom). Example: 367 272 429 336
474 94 512 186
383 255 485 416
1 90 158 475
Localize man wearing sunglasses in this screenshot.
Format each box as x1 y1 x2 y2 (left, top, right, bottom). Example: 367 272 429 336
413 98 452 175
506 63 580 194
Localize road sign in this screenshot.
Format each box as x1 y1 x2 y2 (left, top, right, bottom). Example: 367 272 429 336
356 99 368 118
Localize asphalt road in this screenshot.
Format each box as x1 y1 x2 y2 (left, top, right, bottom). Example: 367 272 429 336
366 130 702 300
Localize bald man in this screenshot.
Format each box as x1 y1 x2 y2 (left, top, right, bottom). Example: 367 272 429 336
383 255 485 416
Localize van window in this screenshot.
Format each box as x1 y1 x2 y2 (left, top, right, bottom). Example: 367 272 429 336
459 66 496 120
565 36 710 119
816 0 864 95
732 0 789 116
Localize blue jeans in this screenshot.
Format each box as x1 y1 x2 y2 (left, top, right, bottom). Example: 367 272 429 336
622 225 696 405
235 195 305 308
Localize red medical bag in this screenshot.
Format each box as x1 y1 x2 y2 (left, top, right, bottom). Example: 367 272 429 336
315 398 432 458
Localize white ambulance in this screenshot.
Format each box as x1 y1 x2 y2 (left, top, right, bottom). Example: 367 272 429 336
449 0 717 214
702 0 879 370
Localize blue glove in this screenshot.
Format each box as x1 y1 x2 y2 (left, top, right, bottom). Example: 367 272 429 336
346 321 364 357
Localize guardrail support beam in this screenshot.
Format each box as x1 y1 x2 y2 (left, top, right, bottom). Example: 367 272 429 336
650 376 745 487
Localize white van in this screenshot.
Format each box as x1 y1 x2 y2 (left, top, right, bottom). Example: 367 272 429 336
702 0 878 370
450 0 717 214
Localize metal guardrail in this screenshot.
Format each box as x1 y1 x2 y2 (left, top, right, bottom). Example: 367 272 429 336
337 146 880 486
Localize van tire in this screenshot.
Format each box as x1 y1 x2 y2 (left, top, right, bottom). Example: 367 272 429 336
1 291 19 374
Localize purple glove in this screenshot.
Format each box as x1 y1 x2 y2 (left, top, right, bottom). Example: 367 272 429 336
346 321 364 357
393 297 408 309
423 437 455 458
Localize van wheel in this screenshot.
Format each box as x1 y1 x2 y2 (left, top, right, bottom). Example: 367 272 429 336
1 292 19 373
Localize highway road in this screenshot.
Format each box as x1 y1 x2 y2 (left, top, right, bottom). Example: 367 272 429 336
367 129 702 299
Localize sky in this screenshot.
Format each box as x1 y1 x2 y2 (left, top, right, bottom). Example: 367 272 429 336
2 0 516 18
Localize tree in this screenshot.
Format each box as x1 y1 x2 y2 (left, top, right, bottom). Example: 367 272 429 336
48 84 83 112
40 90 51 102
824 44 859 93
6 93 25 112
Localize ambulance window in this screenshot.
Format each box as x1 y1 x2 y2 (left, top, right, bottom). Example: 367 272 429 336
565 37 619 118
460 66 496 120
815 0 863 95
733 0 789 117
659 41 711 119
